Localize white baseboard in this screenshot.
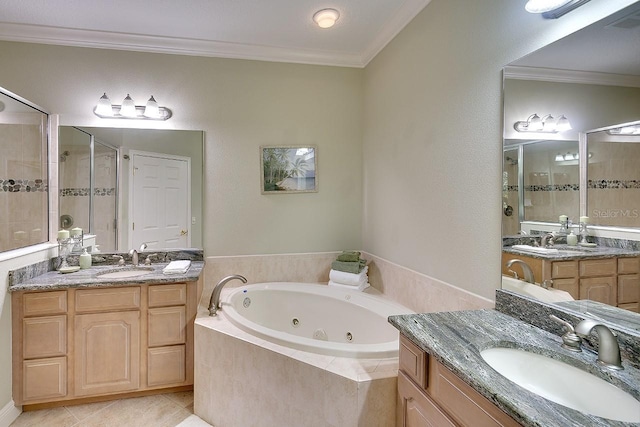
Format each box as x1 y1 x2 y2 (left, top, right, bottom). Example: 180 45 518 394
0 400 21 427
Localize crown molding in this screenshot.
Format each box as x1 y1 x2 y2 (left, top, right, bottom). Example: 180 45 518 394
361 0 433 66
0 22 365 68
504 65 640 88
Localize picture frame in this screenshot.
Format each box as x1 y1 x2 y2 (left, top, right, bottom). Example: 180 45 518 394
261 145 317 194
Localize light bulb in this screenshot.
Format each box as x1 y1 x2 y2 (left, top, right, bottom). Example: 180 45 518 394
95 93 113 117
143 95 160 118
120 94 137 118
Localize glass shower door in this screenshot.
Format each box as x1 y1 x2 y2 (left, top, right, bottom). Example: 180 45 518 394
93 140 118 251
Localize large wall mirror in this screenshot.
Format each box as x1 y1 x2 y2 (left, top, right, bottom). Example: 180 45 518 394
502 2 640 323
0 87 49 253
58 126 203 252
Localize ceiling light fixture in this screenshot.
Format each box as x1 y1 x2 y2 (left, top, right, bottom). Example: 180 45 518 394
514 113 572 133
93 93 172 120
525 0 591 19
313 8 340 29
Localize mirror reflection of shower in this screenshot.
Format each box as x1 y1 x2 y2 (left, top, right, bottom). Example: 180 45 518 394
58 127 119 252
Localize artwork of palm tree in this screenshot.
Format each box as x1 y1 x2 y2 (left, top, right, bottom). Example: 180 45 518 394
262 147 316 192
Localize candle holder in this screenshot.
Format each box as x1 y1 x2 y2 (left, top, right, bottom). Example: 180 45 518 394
57 238 73 270
71 232 84 253
579 221 589 244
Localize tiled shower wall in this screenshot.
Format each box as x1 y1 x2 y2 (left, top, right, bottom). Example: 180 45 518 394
0 123 48 252
202 251 494 313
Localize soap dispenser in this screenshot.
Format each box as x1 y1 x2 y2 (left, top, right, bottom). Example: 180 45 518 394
79 248 92 269
567 231 578 246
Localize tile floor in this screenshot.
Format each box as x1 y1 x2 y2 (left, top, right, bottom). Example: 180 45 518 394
9 391 211 427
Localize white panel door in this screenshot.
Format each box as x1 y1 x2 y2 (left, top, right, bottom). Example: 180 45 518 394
131 153 190 249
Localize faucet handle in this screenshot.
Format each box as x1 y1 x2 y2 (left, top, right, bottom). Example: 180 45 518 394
112 255 125 266
144 253 158 265
550 315 582 352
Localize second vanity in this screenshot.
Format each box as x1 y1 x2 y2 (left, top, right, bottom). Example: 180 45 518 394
390 299 640 427
8 252 204 408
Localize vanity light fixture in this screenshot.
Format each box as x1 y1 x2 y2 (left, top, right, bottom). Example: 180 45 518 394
514 113 572 133
525 0 590 19
607 125 640 135
313 8 340 28
93 93 172 120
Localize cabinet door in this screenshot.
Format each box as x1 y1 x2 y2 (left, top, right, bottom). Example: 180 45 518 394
148 345 186 387
23 356 67 402
74 311 140 396
398 371 455 427
580 277 617 305
148 306 186 347
618 274 640 304
551 278 579 300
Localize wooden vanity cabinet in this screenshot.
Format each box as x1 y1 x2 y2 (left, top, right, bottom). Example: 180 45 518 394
12 280 198 407
397 335 519 427
502 252 640 311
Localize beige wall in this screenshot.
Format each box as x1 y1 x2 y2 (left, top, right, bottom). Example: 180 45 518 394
361 0 635 300
0 0 636 419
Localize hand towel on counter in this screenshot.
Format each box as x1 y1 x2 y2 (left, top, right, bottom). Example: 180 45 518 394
328 280 370 292
331 259 366 274
336 251 361 262
163 260 191 274
329 266 368 287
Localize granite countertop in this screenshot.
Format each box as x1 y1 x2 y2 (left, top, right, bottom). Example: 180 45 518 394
8 261 204 292
502 244 640 260
389 310 640 427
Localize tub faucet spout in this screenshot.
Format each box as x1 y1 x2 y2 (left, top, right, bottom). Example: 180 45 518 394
209 275 247 316
505 259 535 284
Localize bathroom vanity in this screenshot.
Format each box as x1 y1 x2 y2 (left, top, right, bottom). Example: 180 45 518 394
390 306 640 427
502 246 640 311
9 255 204 408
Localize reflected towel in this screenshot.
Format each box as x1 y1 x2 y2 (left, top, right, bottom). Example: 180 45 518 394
328 280 370 292
331 259 366 274
329 267 368 287
163 260 191 274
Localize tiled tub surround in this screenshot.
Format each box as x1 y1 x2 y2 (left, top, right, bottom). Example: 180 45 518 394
203 251 493 315
389 309 640 427
195 252 492 427
195 291 400 427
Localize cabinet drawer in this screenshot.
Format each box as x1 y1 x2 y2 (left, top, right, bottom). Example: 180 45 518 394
148 345 186 387
399 335 427 389
23 291 67 316
618 257 640 275
618 274 640 304
148 283 187 307
148 306 186 347
75 287 140 312
551 261 578 279
579 259 616 278
551 278 579 300
23 356 67 402
23 315 66 359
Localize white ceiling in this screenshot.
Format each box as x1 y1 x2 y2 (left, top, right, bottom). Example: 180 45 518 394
0 0 432 68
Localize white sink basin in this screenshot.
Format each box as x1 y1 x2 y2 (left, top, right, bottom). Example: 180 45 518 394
97 268 153 279
481 347 640 422
511 245 586 255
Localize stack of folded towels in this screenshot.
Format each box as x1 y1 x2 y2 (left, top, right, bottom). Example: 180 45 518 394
162 260 191 275
329 251 369 291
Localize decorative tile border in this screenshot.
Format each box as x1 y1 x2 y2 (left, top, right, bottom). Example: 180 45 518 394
505 180 640 193
0 178 47 192
60 187 116 197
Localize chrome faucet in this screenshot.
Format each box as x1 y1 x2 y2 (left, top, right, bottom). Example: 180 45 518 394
575 319 623 370
505 259 535 284
129 249 139 266
209 275 247 316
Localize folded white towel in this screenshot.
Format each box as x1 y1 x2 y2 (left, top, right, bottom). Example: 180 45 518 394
163 260 191 274
329 266 368 286
328 280 370 292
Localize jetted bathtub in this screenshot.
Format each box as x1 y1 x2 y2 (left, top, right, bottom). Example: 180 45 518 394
221 282 414 358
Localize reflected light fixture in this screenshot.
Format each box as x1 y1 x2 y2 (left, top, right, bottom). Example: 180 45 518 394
93 93 172 120
607 125 640 135
313 8 340 28
525 0 590 19
514 113 572 133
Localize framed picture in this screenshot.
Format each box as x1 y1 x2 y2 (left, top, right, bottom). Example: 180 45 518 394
261 146 317 194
